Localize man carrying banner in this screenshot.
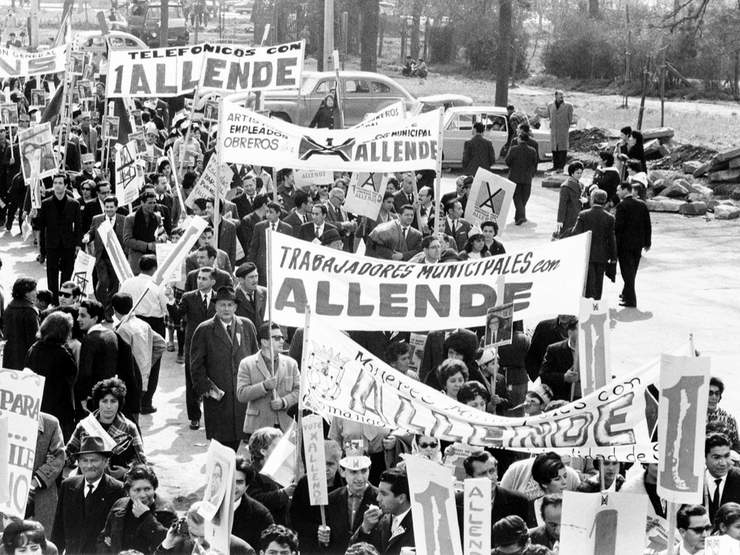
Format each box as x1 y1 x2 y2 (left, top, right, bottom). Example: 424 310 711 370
88 195 126 320
366 204 422 261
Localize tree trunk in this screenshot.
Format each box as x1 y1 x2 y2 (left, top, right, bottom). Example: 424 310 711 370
409 0 423 58
588 0 599 18
377 12 384 58
495 0 512 107
360 0 379 71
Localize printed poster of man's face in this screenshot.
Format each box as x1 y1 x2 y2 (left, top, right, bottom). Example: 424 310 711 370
20 129 58 182
78 80 93 99
30 89 45 107
129 131 146 154
204 101 219 122
103 116 120 141
0 103 18 126
485 302 514 347
71 52 85 75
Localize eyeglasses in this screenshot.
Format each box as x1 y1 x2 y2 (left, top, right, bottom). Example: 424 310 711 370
418 441 438 449
687 525 712 534
58 291 74 298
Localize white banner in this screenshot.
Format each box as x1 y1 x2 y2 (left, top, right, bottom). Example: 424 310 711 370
269 229 590 330
220 102 441 172
657 354 710 504
0 415 8 505
0 45 67 78
115 141 145 206
302 414 329 506
294 169 335 190
463 168 515 234
107 41 305 98
302 322 662 461
151 217 208 286
97 219 135 284
405 455 463 555
351 100 407 129
185 156 233 209
344 172 388 219
72 250 95 296
463 478 491 555
578 297 612 396
0 369 44 518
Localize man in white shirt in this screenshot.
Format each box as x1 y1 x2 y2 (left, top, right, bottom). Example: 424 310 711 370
674 504 711 554
704 432 740 524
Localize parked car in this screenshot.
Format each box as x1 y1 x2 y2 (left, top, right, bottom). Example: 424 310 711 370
127 1 189 47
73 31 148 51
417 94 473 113
441 105 552 167
262 71 418 127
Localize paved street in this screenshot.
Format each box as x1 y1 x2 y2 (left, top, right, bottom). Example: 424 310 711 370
3 172 739 506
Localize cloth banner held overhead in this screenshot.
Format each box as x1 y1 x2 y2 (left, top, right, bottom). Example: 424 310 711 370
294 169 335 190
0 45 67 78
106 40 305 98
0 369 45 518
463 168 515 234
219 102 441 173
578 297 613 397
301 321 660 461
151 216 208 286
185 156 234 209
657 353 710 504
268 229 590 330
351 100 407 129
344 172 388 219
97 219 135 284
405 455 463 555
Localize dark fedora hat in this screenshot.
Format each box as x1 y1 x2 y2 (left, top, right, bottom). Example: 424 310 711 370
213 286 237 303
76 436 112 457
320 228 342 246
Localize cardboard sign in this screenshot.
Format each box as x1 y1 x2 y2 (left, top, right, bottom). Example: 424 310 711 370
344 172 388 219
578 297 612 396
114 141 144 206
107 40 305 97
19 122 57 182
302 414 329 506
484 303 513 348
261 421 297 487
294 169 335 190
0 103 18 126
463 168 516 234
408 333 427 374
185 156 234 209
201 440 236 554
352 100 407 129
72 250 96 296
463 478 491 555
151 216 208 286
657 353 710 504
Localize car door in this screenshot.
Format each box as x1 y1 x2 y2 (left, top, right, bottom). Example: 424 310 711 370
342 78 373 126
443 111 474 167
304 78 335 126
368 79 406 114
478 112 508 159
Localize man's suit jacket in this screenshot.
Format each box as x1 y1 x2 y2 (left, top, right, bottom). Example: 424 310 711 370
156 192 181 229
38 194 83 250
236 352 300 433
122 211 162 275
393 190 417 215
325 201 355 251
89 213 126 262
455 486 535 544
178 289 216 365
505 142 539 185
615 196 652 253
231 493 274 552
322 485 378 554
248 220 293 283
216 217 238 268
282 209 310 238
184 266 233 292
525 317 569 382
237 211 264 257
540 339 578 401
82 198 103 234
462 134 496 175
232 192 256 219
76 327 119 407
348 331 411 360
184 248 232 275
298 221 337 242
51 474 125 555
367 220 423 260
705 467 740 524
190 316 259 443
350 510 415 555
442 218 472 252
569 205 617 264
235 285 267 330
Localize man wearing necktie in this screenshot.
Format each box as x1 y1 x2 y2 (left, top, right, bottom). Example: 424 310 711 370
190 286 259 450
393 172 419 229
367 205 423 261
704 432 740 525
299 204 336 243
87 196 126 320
325 186 357 252
282 189 313 238
248 201 293 287
234 261 267 330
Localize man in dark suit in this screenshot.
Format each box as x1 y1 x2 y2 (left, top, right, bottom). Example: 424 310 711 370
282 189 313 237
184 227 232 275
190 286 259 450
704 432 740 525
184 244 233 292
325 187 357 252
524 315 575 382
299 204 337 243
88 196 126 320
366 205 423 260
52 436 125 554
568 189 617 300
540 318 579 402
350 468 414 555
236 194 268 260
248 201 293 286
505 132 539 225
82 179 111 233
317 454 378 554
178 267 217 429
232 456 275 551
76 298 118 415
154 173 181 229
234 262 267 330
231 174 258 219
454 451 535 543
438 199 472 252
615 182 651 308
37 173 83 300
462 122 496 175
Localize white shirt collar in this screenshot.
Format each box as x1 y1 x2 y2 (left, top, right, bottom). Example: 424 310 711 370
233 496 242 510
84 476 103 495
391 508 411 534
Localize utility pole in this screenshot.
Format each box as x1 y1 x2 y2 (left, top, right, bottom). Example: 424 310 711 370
160 0 169 48
29 0 39 49
323 0 334 71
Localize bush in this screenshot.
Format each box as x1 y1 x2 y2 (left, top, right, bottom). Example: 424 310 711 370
543 20 618 79
429 25 456 64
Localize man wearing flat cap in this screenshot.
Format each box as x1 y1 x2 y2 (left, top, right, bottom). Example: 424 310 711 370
190 286 259 451
52 436 125 554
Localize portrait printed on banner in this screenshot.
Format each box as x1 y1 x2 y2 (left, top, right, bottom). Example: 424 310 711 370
30 89 45 107
0 103 18 126
200 450 231 521
484 302 514 348
103 115 120 142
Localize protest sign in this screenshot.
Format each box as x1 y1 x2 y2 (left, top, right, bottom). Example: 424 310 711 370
560 491 647 555
185 156 233 209
405 455 463 555
463 168 516 234
220 102 442 173
19 122 57 182
463 478 491 555
115 141 145 206
0 369 44 518
351 100 407 129
151 216 208 286
103 115 120 142
484 303 513 348
294 169 335 190
79 413 117 452
0 415 8 505
155 243 184 284
97 219 135 284
657 353 710 504
0 103 18 126
0 45 66 78
408 333 427 374
72 250 95 296
344 172 388 219
201 440 236 554
107 41 305 98
302 414 328 506
301 321 659 460
578 297 612 396
261 421 297 487
269 229 590 330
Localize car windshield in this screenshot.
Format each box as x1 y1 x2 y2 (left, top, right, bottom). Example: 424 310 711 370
300 76 320 95
146 6 182 20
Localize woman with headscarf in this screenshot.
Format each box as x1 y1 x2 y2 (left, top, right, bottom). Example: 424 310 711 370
309 94 337 129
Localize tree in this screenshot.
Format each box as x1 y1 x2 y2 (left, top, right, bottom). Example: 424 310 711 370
409 0 424 58
495 0 512 106
360 0 380 71
589 0 599 18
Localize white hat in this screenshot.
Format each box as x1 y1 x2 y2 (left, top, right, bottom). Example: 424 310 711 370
339 455 372 470
478 347 497 366
144 122 158 135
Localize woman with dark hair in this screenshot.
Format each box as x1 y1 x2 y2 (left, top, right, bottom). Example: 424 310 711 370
309 94 336 129
715 502 740 547
481 220 505 257
97 464 177 554
593 151 620 207
2 277 39 370
66 377 146 478
627 130 647 173
491 515 552 555
0 518 59 555
458 231 487 260
435 358 468 399
25 311 78 440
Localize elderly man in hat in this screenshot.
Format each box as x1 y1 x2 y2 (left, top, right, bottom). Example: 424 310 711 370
314 453 378 554
142 122 164 172
190 286 259 450
52 436 125 555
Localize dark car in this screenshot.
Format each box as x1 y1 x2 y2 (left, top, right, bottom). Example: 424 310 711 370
127 2 189 47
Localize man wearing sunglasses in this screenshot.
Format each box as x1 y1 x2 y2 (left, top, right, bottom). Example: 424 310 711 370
675 504 711 554
58 281 81 308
